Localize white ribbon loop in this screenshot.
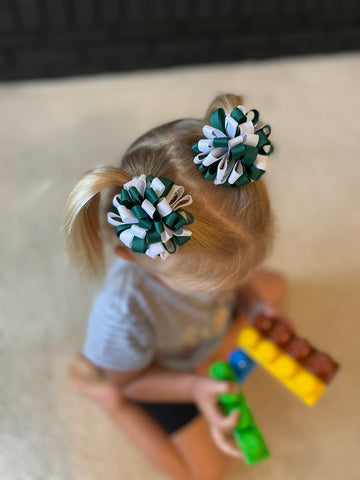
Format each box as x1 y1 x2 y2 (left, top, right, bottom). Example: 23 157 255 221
228 161 244 185
145 242 166 259
141 199 156 218
228 136 244 148
173 228 192 238
150 177 166 198
129 224 147 239
107 212 123 227
225 116 238 138
119 229 134 248
124 174 146 197
202 149 225 167
243 133 259 147
166 185 184 205
203 125 225 139
239 121 254 136
117 205 137 223
156 198 172 217
198 139 213 152
214 158 235 185
166 185 193 211
254 156 267 172
194 152 208 164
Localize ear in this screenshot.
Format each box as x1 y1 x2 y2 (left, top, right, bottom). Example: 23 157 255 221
114 245 136 262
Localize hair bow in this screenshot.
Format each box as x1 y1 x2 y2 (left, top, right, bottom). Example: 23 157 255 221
192 105 273 186
108 175 193 260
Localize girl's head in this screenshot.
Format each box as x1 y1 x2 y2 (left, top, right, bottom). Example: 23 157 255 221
63 93 275 293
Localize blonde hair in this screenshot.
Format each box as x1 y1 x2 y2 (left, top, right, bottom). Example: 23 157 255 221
63 93 275 292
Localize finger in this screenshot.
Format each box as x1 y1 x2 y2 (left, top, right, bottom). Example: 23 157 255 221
218 409 240 432
210 426 243 459
205 401 241 431
210 380 239 396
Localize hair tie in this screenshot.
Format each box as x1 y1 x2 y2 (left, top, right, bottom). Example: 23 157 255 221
192 105 273 187
107 174 193 260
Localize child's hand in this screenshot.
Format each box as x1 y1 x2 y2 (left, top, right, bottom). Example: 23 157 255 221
191 377 243 459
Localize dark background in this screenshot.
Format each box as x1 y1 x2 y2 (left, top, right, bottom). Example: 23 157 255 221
1 0 359 81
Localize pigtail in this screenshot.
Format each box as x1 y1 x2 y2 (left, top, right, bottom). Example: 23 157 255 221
205 93 244 122
63 166 130 276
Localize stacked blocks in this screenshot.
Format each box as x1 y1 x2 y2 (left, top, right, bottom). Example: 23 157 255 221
210 361 270 465
238 314 339 406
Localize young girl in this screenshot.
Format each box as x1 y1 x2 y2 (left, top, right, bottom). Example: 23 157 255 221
63 93 287 480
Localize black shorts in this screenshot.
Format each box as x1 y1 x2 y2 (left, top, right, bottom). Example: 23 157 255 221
135 401 200 434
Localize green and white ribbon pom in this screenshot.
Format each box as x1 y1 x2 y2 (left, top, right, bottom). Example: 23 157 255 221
192 105 273 187
107 174 193 260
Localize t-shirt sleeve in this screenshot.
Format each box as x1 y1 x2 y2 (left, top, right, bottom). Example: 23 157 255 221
82 284 155 371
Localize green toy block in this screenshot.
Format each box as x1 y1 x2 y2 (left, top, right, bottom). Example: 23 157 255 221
210 361 270 465
209 361 237 382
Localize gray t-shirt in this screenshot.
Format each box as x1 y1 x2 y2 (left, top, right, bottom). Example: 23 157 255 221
83 259 237 371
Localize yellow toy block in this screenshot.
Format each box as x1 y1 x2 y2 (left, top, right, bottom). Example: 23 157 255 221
238 327 326 406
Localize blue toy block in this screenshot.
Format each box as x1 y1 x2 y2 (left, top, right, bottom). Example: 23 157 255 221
228 349 257 384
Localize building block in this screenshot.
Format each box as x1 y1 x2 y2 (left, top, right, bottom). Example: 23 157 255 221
209 361 270 465
228 349 257 384
254 314 339 384
238 327 328 405
252 314 339 385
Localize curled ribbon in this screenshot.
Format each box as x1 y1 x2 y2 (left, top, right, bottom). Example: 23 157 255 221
107 174 193 260
192 105 273 186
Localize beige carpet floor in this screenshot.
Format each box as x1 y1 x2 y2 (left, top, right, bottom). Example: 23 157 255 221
1 53 359 480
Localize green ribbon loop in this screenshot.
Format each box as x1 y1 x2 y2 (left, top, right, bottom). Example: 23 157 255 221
164 211 187 231
131 236 147 254
213 137 229 149
145 187 159 205
164 240 177 254
129 186 142 204
131 204 153 230
153 217 165 233
158 177 174 197
259 144 274 156
241 146 258 166
146 230 162 244
230 107 247 124
172 235 191 247
247 109 259 125
204 168 216 180
192 143 200 154
210 108 226 132
235 172 251 187
132 204 148 221
120 190 132 208
248 165 265 181
230 143 246 161
183 211 194 225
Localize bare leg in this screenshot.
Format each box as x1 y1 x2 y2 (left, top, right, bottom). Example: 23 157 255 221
68 356 191 479
67 356 228 480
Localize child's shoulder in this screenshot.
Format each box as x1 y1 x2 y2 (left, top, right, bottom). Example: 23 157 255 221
95 258 162 316
92 259 141 309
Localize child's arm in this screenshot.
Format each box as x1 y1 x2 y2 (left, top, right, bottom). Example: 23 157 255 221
104 363 242 458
